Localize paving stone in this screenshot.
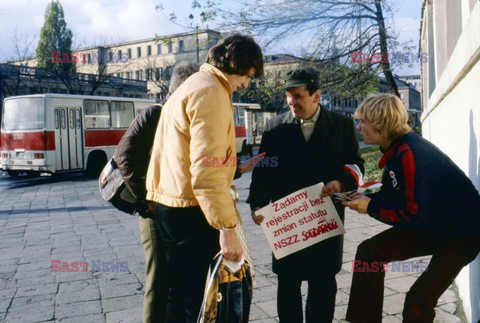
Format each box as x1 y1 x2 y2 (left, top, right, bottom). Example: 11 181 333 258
248 303 271 321
434 308 462 322
0 288 16 300
55 300 102 319
99 283 143 299
333 304 348 320
0 265 17 274
4 303 54 322
58 313 106 322
56 280 100 305
14 268 52 279
10 294 55 309
0 298 12 313
54 271 92 284
13 275 55 288
105 306 142 323
96 273 140 286
385 275 418 293
383 293 406 315
101 294 143 313
256 299 277 318
15 283 57 298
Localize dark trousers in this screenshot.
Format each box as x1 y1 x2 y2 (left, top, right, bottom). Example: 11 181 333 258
277 273 337 323
154 204 220 323
345 226 480 323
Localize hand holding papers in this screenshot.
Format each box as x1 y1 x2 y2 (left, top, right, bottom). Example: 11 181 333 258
254 182 345 259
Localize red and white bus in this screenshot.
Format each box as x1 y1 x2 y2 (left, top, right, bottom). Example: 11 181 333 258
0 94 155 177
233 103 276 156
0 95 275 177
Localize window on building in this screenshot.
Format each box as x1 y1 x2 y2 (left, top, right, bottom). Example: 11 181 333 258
168 42 173 54
111 101 134 128
156 67 162 80
108 51 113 62
87 54 91 64
128 48 132 59
157 44 162 55
84 100 111 128
146 69 153 81
137 47 141 58
179 40 185 52
147 45 152 56
118 50 122 61
116 73 122 78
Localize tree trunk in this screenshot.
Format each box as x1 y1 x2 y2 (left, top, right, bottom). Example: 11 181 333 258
374 0 400 98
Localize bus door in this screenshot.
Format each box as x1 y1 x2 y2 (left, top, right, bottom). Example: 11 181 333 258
54 107 83 171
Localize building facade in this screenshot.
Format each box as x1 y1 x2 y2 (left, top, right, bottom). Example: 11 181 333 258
7 30 222 103
398 74 422 91
73 29 222 102
420 1 480 321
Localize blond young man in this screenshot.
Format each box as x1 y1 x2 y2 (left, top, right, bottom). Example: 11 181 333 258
344 93 480 322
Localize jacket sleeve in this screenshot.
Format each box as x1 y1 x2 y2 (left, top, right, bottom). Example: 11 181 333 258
187 87 237 229
367 143 423 224
114 107 160 202
248 125 274 210
336 118 365 192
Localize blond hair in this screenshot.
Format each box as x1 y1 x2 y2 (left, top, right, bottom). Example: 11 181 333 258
355 93 411 141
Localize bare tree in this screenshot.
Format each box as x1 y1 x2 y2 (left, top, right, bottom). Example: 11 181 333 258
0 30 40 101
185 0 407 97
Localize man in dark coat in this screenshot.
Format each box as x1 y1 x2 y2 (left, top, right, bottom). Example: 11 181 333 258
249 67 364 322
114 61 199 323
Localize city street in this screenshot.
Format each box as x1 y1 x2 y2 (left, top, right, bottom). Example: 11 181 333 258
0 171 466 322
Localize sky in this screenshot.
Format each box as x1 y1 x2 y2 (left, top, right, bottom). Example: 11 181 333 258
0 0 423 75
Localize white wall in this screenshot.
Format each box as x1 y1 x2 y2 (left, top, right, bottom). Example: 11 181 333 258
422 1 480 321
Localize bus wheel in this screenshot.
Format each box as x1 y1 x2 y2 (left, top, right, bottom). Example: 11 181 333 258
7 170 20 177
86 152 107 177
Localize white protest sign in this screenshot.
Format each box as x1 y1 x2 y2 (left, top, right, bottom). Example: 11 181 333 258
256 182 345 259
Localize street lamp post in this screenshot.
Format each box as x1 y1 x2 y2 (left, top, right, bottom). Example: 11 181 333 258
196 24 199 63
189 13 201 63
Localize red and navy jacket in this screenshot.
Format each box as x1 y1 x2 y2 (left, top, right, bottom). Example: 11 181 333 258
367 132 480 236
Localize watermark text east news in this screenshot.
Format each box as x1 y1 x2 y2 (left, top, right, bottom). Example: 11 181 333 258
351 260 428 272
51 260 128 272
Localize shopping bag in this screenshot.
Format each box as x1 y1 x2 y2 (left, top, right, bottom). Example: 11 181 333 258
98 158 137 215
197 254 253 323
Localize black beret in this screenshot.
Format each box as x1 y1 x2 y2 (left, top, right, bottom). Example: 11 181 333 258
284 67 320 90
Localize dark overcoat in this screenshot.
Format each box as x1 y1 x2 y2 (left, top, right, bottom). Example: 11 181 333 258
249 106 364 278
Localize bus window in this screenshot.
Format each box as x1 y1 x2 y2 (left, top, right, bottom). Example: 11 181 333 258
61 110 66 129
111 101 134 128
69 110 75 129
76 110 82 129
233 106 245 126
2 97 45 130
84 100 111 128
54 109 59 129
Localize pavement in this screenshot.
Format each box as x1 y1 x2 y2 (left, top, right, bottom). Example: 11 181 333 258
0 171 466 322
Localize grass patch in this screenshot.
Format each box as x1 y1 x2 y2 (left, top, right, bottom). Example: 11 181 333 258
360 145 383 182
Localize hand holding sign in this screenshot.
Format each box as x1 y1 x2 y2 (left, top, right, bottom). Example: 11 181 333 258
255 182 345 259
251 207 264 225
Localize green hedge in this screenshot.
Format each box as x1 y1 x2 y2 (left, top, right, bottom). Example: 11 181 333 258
360 145 383 182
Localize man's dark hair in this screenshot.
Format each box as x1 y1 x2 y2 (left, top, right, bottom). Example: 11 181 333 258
206 33 264 78
305 82 321 96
